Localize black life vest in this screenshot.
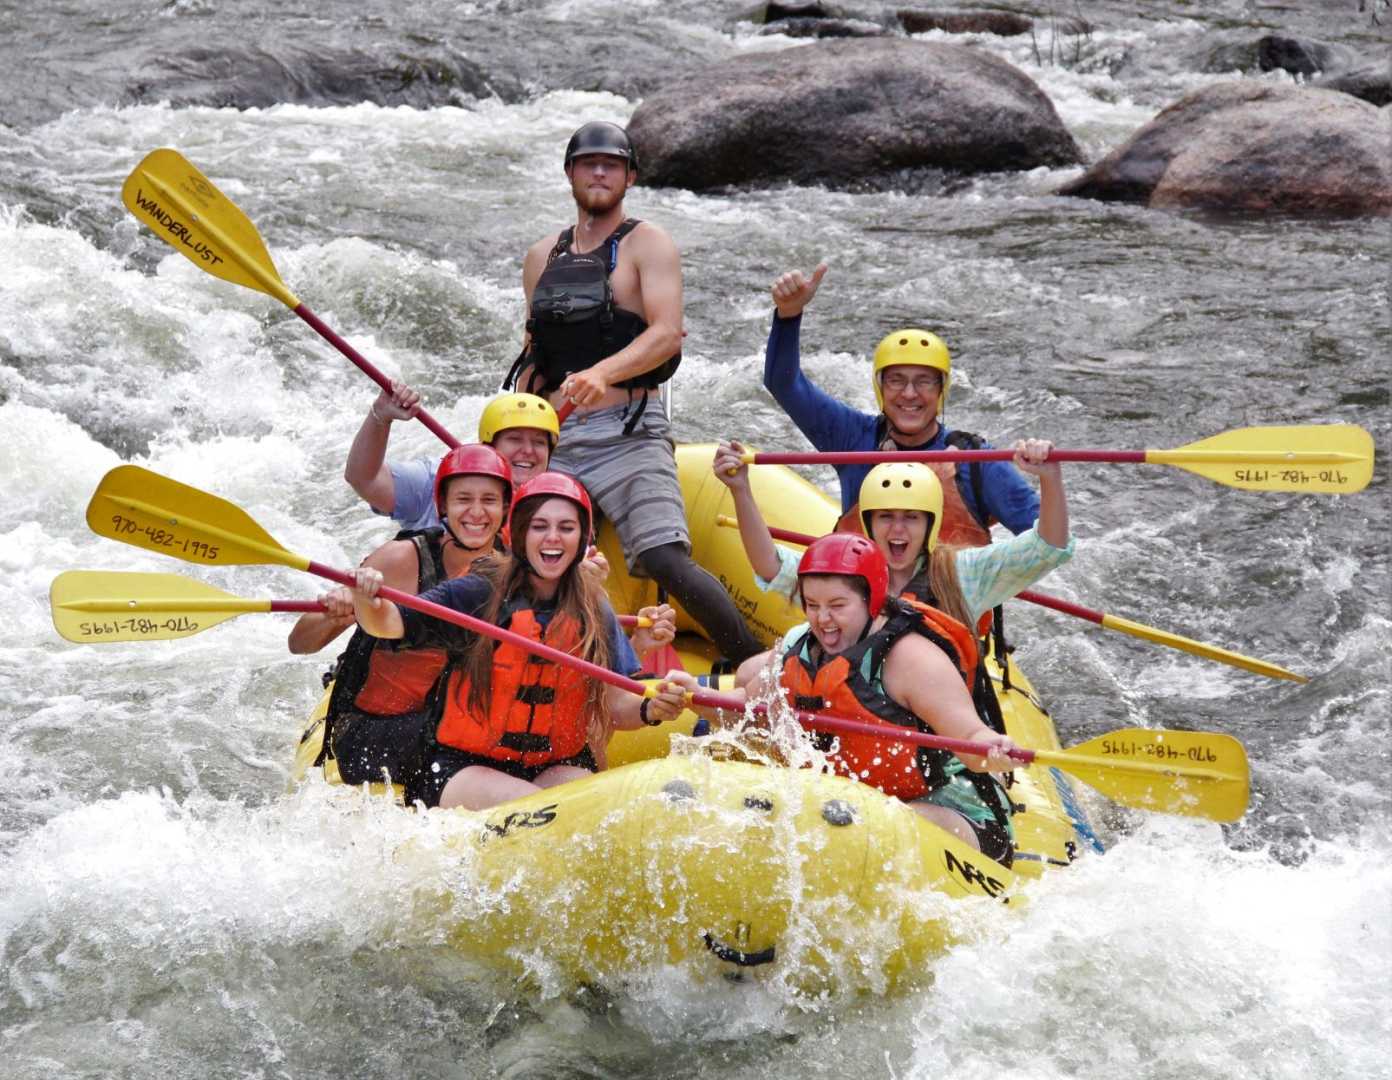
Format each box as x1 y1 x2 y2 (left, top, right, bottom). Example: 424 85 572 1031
315 530 448 766
870 421 995 534
507 219 680 429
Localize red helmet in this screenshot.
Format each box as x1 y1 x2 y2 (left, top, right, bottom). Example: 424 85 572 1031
796 533 889 616
434 444 513 517
509 471 594 546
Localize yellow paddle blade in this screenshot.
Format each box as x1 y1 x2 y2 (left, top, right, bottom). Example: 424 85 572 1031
86 465 308 570
1036 728 1249 823
1099 614 1307 683
1153 424 1374 493
50 571 272 643
122 148 300 308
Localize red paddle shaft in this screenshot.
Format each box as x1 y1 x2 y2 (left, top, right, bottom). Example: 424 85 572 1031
750 449 1144 466
313 560 1006 759
293 305 461 450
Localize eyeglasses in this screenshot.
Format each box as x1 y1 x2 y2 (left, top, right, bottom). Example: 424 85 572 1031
880 373 942 394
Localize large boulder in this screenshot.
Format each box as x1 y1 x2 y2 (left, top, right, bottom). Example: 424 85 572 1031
1316 65 1392 107
897 8 1034 36
1057 82 1392 217
756 16 888 37
628 38 1081 191
1254 34 1352 76
1196 32 1388 106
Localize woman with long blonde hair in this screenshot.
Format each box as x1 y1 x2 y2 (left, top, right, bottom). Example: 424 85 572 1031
713 438 1072 638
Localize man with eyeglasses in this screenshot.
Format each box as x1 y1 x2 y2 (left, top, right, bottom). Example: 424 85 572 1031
761 263 1040 546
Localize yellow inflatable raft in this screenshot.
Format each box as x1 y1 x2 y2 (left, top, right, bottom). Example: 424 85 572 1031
291 447 1100 991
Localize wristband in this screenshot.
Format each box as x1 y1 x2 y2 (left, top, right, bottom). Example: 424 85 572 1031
639 698 662 727
369 402 393 426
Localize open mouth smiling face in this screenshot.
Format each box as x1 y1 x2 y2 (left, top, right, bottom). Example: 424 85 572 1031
443 477 506 547
525 497 583 580
799 576 871 657
868 509 929 571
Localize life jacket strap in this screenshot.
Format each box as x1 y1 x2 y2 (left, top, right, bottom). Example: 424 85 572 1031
516 683 556 706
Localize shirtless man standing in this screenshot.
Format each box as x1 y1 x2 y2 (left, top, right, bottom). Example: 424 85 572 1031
505 121 761 663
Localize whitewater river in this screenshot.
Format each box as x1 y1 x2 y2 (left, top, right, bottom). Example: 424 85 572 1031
2 2 1388 1077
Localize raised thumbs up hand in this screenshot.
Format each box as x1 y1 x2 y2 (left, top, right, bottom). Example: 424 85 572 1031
771 262 828 319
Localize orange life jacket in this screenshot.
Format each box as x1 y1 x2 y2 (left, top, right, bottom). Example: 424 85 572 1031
901 567 993 646
779 600 968 800
325 530 448 723
353 645 449 714
347 532 455 715
899 594 979 679
433 606 591 766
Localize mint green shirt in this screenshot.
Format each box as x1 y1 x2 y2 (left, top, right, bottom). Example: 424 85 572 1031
759 527 1075 650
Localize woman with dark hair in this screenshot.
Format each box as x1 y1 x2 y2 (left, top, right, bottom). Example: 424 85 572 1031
350 471 687 810
713 437 1072 637
290 444 513 788
667 534 1019 865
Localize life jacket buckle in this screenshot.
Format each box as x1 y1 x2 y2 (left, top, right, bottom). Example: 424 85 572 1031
516 684 556 706
499 731 553 754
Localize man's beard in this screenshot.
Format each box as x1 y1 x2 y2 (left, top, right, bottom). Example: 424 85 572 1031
572 181 624 215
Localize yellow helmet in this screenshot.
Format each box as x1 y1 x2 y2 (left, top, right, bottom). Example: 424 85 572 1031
859 462 944 554
871 329 951 414
478 392 560 446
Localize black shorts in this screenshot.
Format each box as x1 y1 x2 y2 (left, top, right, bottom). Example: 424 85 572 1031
966 817 1015 869
330 708 429 788
410 745 596 808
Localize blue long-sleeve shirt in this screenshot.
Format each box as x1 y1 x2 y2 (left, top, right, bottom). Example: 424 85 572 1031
762 313 1040 532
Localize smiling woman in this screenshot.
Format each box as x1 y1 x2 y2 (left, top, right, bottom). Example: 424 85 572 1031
5 0 1390 1066
286 444 514 790
347 471 688 811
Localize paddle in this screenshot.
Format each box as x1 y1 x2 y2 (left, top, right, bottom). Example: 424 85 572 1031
50 568 644 643
50 570 321 642
715 515 1306 682
729 709 1250 825
121 148 460 450
740 424 1374 494
83 464 1247 821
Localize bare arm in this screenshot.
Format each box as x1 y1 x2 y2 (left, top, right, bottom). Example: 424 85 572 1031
514 234 561 382
287 587 355 654
1014 438 1068 549
627 603 675 662
288 539 420 653
712 441 781 582
344 381 421 514
881 636 1016 773
349 567 406 640
605 677 689 732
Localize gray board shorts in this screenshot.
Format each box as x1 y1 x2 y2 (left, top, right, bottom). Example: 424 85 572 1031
547 399 690 573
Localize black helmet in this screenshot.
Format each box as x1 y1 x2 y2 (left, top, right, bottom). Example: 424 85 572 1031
563 121 637 171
